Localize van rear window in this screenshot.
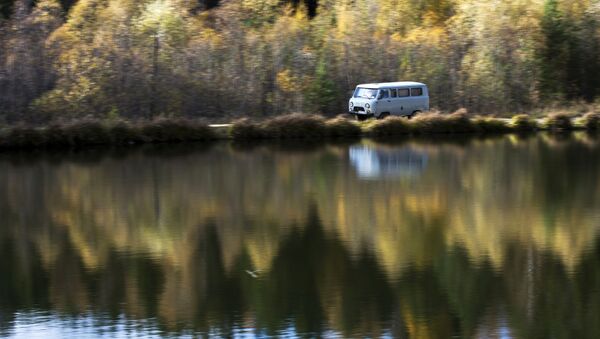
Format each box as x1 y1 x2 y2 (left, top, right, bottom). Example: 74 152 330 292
398 89 409 97
411 88 423 96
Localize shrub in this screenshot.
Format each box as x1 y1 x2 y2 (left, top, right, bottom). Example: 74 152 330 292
1 126 45 149
544 113 573 131
325 117 362 138
63 120 111 146
444 111 476 133
261 113 327 139
109 120 144 144
368 116 412 137
411 112 475 134
43 124 72 147
472 117 510 133
581 112 600 130
230 118 265 139
411 113 448 133
141 118 215 142
510 114 537 131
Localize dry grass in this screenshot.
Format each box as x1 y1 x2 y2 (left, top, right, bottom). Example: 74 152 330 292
510 114 538 132
260 113 328 139
4 109 600 150
544 113 574 131
1 126 45 148
367 116 412 137
62 120 112 145
43 124 72 147
141 118 215 142
580 112 600 130
325 116 362 138
230 118 265 139
411 111 475 134
109 120 144 144
472 116 510 133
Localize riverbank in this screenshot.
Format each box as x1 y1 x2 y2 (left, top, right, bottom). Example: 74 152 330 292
0 112 598 150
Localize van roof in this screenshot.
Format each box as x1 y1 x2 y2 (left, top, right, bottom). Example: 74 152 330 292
356 81 426 89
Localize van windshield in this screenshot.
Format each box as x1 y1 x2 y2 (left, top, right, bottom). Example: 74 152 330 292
354 88 378 99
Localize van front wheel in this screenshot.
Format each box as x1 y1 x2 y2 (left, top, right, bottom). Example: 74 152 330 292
378 112 390 120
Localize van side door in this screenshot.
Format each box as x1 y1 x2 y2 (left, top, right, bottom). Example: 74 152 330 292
396 88 410 115
377 89 393 114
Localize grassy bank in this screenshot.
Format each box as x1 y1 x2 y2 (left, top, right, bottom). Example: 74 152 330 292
230 111 600 140
0 118 217 150
1 112 599 150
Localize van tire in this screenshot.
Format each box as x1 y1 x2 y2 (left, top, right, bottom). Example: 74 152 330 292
378 112 390 120
409 110 422 119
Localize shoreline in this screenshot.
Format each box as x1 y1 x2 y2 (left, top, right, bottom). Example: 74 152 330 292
0 112 597 151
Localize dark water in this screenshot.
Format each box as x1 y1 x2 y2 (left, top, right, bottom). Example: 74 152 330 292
1 134 600 338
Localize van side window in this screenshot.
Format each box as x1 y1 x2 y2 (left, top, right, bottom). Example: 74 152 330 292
398 88 409 97
390 89 397 98
379 90 389 99
411 88 423 96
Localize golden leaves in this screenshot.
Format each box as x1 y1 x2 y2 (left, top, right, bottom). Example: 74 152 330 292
276 69 301 92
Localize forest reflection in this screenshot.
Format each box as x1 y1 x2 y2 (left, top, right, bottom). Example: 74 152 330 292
1 134 600 338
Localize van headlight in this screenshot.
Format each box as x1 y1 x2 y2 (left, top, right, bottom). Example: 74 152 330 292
365 103 370 108
350 101 354 107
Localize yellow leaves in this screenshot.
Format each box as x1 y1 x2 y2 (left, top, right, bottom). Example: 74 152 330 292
30 0 63 26
198 28 223 48
276 69 301 92
334 7 352 38
240 0 280 24
136 0 187 45
403 26 448 46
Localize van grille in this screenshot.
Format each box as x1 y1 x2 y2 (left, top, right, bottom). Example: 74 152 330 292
353 107 365 112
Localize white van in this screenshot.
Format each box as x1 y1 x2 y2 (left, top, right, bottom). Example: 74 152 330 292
349 82 429 120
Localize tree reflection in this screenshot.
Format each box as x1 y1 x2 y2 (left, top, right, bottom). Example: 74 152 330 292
0 135 599 337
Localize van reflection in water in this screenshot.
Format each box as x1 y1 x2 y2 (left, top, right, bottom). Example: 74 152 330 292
349 144 428 179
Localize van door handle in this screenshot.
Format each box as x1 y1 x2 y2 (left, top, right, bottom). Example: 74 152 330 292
387 100 391 102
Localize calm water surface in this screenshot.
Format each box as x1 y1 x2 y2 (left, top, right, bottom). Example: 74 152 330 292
1 134 600 338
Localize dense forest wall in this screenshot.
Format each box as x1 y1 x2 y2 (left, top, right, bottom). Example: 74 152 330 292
0 0 599 122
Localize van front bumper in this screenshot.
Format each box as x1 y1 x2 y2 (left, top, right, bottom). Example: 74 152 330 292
351 112 374 118
350 107 373 114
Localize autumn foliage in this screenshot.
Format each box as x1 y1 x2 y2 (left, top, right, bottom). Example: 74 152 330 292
1 0 600 123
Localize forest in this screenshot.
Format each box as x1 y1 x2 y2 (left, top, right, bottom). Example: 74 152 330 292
1 0 599 123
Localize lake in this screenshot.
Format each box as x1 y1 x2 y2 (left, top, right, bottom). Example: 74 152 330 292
1 133 600 338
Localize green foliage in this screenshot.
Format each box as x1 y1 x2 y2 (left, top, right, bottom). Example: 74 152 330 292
0 0 12 19
537 0 569 101
305 58 339 114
